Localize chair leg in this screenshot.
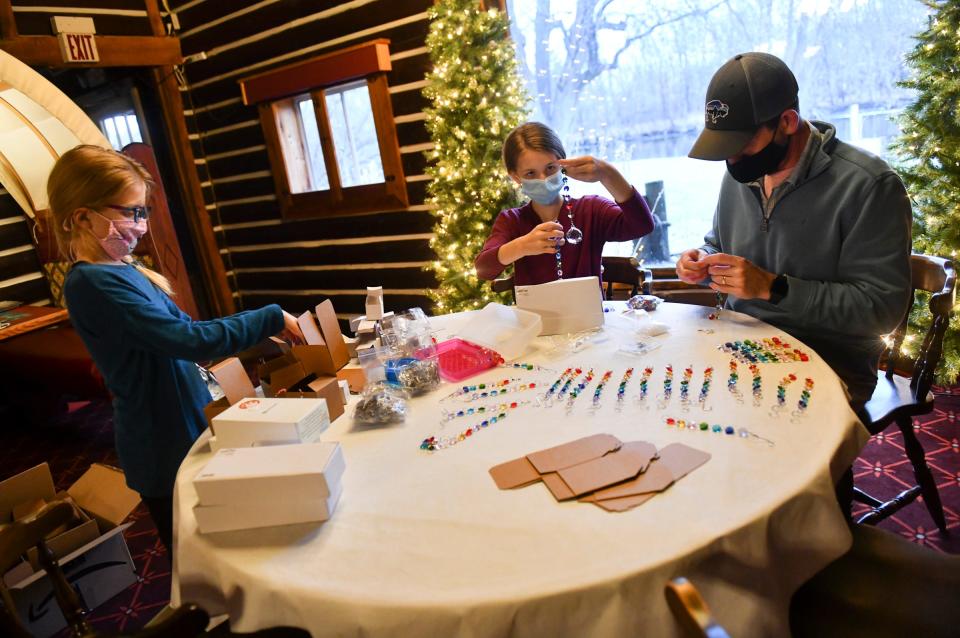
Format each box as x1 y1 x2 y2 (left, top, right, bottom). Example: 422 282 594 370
896 415 948 534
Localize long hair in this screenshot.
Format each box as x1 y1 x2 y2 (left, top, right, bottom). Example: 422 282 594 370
502 122 566 173
47 144 173 295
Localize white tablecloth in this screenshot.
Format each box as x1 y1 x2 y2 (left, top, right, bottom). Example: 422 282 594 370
172 302 868 637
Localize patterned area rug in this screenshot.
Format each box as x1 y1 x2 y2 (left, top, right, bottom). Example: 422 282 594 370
1 389 957 635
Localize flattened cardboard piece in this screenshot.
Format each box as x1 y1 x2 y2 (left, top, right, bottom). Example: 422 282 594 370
541 472 576 501
592 492 657 512
582 462 674 502
210 357 255 404
656 442 712 481
66 464 140 529
489 456 541 490
336 366 367 393
556 441 658 498
526 433 622 474
0 464 56 522
315 300 350 370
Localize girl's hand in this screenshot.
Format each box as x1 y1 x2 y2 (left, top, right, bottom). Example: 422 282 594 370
279 310 306 345
518 221 565 257
557 156 607 183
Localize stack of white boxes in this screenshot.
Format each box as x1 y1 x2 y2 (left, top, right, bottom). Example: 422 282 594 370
193 442 345 534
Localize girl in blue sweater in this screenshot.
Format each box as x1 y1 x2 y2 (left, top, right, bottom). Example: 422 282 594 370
48 145 303 553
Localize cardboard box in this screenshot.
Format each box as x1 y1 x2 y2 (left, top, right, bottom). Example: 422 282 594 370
0 463 140 638
203 357 258 431
257 341 344 422
193 442 345 506
194 482 343 533
211 397 329 448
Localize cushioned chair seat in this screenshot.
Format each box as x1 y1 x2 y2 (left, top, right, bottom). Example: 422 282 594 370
0 322 107 400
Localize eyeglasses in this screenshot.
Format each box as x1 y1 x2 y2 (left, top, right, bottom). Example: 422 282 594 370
104 204 152 223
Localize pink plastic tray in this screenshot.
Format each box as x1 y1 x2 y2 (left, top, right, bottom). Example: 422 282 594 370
434 338 502 382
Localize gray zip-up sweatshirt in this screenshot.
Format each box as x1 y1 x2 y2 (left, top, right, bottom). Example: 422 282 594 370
700 120 912 403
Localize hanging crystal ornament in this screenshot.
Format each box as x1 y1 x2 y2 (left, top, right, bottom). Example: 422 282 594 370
560 169 583 245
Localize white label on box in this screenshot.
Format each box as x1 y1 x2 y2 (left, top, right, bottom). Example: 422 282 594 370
296 406 326 443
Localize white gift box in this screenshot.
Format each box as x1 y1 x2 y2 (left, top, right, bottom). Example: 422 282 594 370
211 397 329 448
193 441 344 506
194 482 343 533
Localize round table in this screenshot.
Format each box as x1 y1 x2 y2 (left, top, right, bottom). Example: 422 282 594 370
172 302 867 637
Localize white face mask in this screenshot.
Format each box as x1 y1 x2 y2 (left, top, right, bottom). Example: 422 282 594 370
520 170 564 205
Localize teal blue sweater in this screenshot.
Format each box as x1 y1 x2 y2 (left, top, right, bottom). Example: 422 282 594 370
64 262 283 496
702 121 912 403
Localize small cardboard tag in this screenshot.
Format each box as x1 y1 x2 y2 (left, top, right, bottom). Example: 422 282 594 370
592 493 658 512
526 433 622 474
656 443 711 480
583 462 674 502
541 472 576 501
489 457 541 489
555 441 657 497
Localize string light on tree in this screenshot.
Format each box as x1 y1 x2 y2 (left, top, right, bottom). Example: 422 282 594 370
422 0 530 313
893 0 960 382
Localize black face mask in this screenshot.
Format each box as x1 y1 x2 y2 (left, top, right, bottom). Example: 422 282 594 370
725 134 789 183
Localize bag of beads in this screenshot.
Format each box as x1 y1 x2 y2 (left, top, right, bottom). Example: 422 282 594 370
353 381 408 425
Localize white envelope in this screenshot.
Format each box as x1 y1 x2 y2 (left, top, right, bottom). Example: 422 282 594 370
515 276 604 336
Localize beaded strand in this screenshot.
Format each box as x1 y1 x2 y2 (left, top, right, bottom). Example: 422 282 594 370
664 417 774 446
616 367 634 411
591 370 615 408
566 368 595 409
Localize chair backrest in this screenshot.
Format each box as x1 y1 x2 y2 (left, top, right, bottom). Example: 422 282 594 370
490 257 651 302
881 254 956 400
664 578 730 638
0 502 208 638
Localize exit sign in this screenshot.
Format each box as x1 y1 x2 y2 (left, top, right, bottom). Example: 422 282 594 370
51 16 99 64
57 32 99 63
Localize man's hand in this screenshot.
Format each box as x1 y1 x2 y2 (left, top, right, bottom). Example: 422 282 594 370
699 253 777 300
676 248 709 284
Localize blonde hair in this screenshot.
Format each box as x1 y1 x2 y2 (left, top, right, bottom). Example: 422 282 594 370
47 144 173 295
502 122 566 173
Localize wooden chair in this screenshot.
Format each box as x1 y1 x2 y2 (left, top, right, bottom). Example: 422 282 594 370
664 578 730 638
789 523 960 638
853 254 956 532
491 256 652 301
0 502 309 638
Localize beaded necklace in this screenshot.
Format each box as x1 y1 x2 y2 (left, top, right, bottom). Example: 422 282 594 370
698 366 714 410
421 409 511 452
590 370 615 408
441 400 528 423
615 367 634 411
635 366 654 409
566 368 595 409
727 360 743 403
441 378 519 402
657 364 674 409
553 171 584 280
664 417 775 446
791 377 814 419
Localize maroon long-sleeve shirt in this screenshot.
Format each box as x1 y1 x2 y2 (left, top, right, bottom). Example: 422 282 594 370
475 188 654 286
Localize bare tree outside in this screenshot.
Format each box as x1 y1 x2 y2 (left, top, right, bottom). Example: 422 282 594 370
506 0 930 264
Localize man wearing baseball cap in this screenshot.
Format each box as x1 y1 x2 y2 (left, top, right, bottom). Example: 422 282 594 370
676 52 911 409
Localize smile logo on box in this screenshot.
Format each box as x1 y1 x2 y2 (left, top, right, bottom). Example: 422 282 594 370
238 399 261 410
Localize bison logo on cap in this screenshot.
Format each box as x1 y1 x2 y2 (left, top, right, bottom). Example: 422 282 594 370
705 100 729 124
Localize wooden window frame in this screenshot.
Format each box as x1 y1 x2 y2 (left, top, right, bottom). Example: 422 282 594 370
240 40 408 220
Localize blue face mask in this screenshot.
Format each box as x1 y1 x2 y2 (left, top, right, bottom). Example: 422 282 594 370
520 170 564 205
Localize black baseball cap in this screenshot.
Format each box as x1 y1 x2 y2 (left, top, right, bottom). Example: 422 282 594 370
688 52 799 161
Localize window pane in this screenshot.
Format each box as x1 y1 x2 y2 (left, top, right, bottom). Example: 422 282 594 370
114 115 132 148
508 0 930 266
296 97 330 191
126 114 143 143
324 82 385 187
101 117 120 150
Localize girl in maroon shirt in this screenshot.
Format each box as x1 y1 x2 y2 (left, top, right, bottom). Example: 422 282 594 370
475 122 654 286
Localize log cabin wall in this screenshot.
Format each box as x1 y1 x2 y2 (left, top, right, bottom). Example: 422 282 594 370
169 0 437 320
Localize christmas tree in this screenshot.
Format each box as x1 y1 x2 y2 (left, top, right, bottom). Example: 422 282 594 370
422 0 529 313
893 0 960 382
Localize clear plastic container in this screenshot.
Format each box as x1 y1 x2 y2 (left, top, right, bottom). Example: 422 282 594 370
455 303 542 362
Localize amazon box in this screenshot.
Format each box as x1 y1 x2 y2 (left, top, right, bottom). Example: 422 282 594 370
0 463 140 637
